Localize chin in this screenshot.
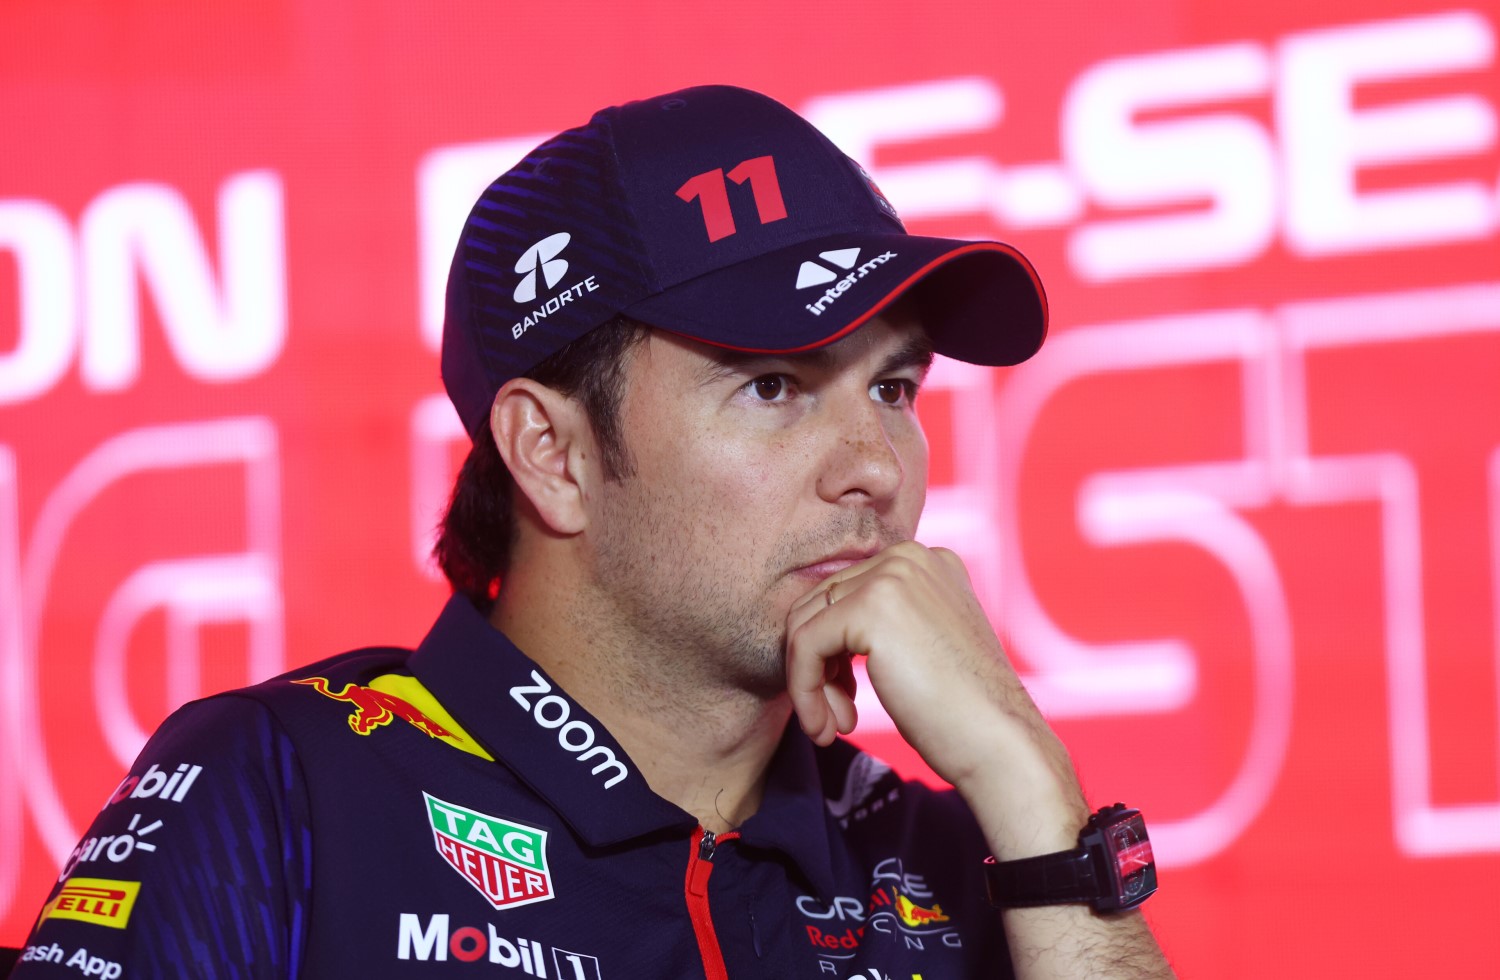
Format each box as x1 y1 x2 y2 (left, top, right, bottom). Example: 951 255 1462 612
713 630 788 699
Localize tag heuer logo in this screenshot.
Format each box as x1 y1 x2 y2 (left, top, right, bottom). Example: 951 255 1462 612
795 248 861 289
513 232 572 304
424 792 553 910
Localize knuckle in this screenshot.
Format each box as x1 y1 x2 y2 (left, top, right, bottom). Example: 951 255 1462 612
866 571 905 600
878 552 919 577
891 540 928 560
933 546 971 579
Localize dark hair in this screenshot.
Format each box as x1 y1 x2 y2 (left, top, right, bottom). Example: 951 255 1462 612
433 315 649 610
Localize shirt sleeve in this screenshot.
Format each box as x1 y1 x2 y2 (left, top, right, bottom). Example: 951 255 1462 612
10 694 313 979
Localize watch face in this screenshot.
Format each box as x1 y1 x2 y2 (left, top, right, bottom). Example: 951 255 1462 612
1105 813 1156 903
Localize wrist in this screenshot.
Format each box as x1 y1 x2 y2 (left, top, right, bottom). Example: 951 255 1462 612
949 730 1090 860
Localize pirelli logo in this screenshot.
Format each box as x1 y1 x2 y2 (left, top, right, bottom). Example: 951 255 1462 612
41 877 141 930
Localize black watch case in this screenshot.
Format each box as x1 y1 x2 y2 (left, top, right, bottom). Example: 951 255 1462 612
984 803 1157 912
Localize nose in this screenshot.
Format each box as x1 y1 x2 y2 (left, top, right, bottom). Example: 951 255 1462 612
815 394 907 506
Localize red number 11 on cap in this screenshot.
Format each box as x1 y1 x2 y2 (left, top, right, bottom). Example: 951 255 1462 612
676 155 788 242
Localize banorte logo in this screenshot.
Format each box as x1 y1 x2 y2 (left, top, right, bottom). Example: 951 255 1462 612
512 233 571 304
294 676 457 739
508 233 602 341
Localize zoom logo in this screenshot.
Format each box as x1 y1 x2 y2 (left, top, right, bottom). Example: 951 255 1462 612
513 233 571 304
509 670 629 789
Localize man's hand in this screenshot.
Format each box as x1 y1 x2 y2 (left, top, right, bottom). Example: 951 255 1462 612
783 541 1176 979
784 540 1086 855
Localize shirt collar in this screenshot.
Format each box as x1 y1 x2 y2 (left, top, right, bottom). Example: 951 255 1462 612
737 724 840 902
409 595 841 898
409 595 693 845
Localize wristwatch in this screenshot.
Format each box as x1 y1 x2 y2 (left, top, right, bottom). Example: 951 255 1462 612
984 803 1157 912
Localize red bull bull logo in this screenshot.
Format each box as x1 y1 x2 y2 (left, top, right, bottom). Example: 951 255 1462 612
894 891 950 928
294 676 458 739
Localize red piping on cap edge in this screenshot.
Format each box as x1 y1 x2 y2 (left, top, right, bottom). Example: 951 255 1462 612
661 240 1048 357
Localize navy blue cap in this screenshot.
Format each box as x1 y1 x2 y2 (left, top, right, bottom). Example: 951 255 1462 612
442 84 1047 438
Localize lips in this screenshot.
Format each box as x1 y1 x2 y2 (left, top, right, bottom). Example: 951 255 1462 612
793 546 883 580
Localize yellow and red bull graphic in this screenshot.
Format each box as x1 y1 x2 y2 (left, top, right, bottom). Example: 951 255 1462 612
894 891 950 929
294 674 496 760
424 793 554 911
295 676 457 737
39 878 141 930
866 860 965 955
798 866 964 965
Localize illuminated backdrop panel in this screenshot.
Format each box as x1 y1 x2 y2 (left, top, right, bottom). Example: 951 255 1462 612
2 1 1497 974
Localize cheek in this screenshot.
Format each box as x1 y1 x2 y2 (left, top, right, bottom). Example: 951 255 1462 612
907 428 930 487
636 420 777 507
698 444 790 520
890 420 930 519
677 436 807 555
887 411 928 469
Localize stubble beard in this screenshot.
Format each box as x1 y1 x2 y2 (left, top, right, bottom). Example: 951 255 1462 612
590 478 903 702
590 502 790 700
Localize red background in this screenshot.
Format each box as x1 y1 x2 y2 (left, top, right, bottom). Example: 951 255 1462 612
3 0 1499 974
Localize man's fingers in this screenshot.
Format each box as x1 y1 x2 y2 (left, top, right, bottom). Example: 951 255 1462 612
786 593 866 745
792 679 857 746
787 573 846 632
821 652 858 737
829 651 857 701
825 678 857 737
784 546 942 744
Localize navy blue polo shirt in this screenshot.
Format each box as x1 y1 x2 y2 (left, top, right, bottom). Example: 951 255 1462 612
13 596 1011 978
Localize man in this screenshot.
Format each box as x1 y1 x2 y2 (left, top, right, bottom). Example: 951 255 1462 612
13 86 1173 978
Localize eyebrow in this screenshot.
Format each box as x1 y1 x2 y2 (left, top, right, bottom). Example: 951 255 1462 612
877 336 936 379
697 334 936 386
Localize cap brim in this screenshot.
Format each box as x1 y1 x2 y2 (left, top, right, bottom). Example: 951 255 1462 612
622 232 1047 366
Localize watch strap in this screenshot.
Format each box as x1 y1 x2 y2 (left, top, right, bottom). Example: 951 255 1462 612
983 846 1101 908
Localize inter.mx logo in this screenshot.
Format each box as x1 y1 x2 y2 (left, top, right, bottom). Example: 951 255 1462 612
797 248 897 316
424 793 553 910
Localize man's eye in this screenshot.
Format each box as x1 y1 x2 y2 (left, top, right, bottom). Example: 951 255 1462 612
750 376 788 401
870 379 915 405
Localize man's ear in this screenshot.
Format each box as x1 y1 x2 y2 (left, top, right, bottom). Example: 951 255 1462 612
489 379 593 536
